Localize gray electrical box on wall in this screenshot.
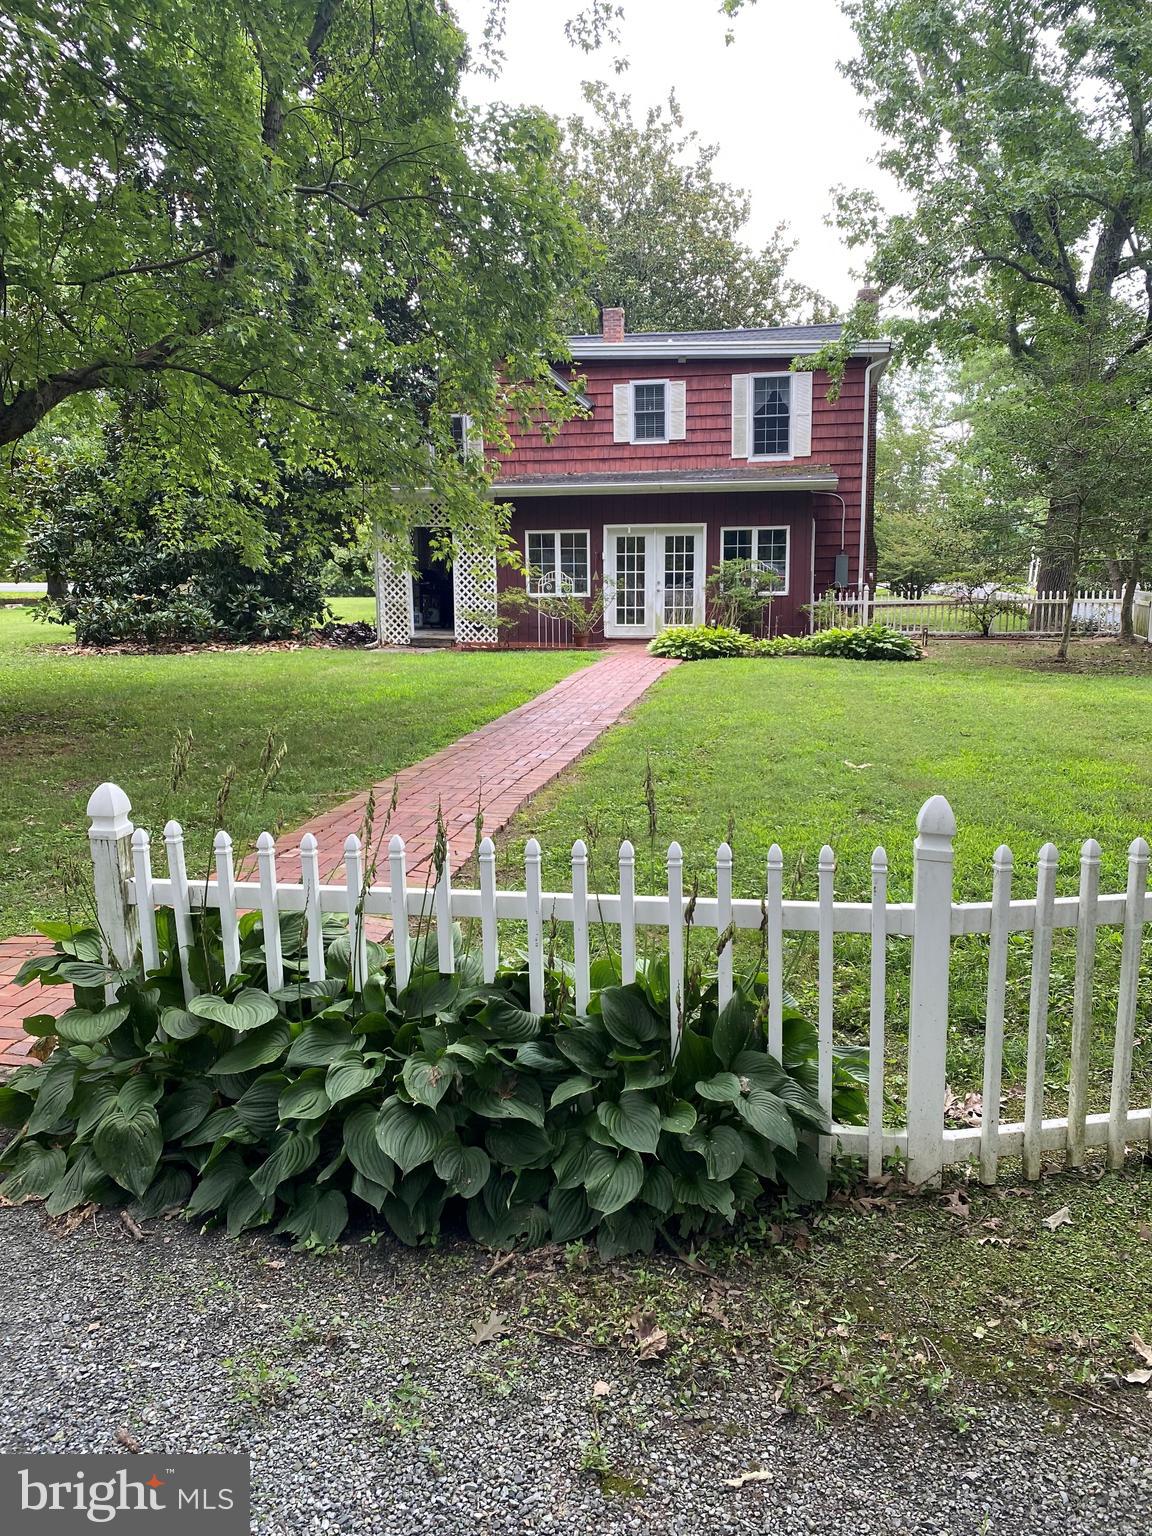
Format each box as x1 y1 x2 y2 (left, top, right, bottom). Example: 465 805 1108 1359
834 551 850 588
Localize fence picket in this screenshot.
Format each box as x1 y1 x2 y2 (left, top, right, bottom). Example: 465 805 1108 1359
1109 837 1151 1169
619 840 636 984
163 819 197 999
766 843 784 1060
1023 843 1059 1181
867 847 887 1181
668 841 685 1058
716 841 734 1010
817 844 836 1167
525 837 544 1013
1067 838 1101 1168
299 832 326 983
256 832 284 994
980 845 1013 1186
572 839 591 1016
906 796 956 1186
434 842 454 976
213 831 241 980
343 834 368 993
478 835 498 984
131 828 160 975
388 835 410 991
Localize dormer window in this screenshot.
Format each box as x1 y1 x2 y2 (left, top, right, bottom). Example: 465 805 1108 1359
631 382 667 441
450 413 482 460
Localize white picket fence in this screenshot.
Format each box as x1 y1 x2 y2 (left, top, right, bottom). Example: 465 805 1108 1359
816 587 1133 637
86 783 1151 1189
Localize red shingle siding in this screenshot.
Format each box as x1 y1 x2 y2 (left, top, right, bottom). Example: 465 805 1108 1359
493 354 876 630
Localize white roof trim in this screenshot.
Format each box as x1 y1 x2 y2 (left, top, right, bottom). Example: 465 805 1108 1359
491 474 838 498
566 338 892 361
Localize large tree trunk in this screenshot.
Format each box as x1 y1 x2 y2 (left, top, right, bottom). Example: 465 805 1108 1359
45 567 68 602
1032 496 1077 633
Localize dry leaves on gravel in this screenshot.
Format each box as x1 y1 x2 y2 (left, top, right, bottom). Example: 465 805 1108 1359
469 1311 510 1346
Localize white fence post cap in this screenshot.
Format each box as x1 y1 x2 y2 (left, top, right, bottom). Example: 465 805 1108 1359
916 794 956 842
87 782 132 836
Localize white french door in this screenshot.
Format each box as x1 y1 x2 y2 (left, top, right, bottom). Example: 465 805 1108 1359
603 526 705 638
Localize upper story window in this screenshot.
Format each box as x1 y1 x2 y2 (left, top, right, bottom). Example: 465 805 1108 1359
526 530 591 596
632 382 667 441
450 413 481 460
613 380 686 443
751 376 791 457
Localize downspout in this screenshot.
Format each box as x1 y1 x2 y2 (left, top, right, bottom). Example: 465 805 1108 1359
858 356 890 589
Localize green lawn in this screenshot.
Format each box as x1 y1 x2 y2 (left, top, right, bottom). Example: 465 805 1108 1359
327 595 376 624
0 606 592 936
497 641 1152 1099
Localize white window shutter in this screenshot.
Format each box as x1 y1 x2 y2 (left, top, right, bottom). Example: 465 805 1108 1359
613 383 631 442
668 380 687 440
791 370 813 457
731 375 749 459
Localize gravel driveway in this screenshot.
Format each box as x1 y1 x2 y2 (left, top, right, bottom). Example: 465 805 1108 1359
1 1206 1149 1536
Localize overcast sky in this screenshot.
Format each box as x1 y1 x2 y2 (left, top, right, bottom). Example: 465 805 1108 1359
455 0 899 314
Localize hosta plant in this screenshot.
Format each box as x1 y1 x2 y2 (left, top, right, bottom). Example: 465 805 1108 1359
0 915 866 1259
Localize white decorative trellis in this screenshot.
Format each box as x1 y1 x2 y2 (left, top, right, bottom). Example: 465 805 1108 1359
452 542 499 645
373 542 414 646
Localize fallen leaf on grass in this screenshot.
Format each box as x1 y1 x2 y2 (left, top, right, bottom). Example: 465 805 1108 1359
627 1311 669 1361
842 761 873 772
1131 1333 1152 1368
944 1188 972 1219
1042 1206 1072 1232
1137 1222 1152 1243
724 1469 773 1489
469 1311 509 1346
1124 1368 1152 1386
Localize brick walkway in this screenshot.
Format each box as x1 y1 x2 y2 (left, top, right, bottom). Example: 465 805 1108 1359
0 649 674 1069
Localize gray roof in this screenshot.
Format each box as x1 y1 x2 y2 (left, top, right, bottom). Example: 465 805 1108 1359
492 465 838 495
567 323 844 347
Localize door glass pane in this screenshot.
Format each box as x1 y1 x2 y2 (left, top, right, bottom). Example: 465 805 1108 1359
663 534 696 625
614 536 647 626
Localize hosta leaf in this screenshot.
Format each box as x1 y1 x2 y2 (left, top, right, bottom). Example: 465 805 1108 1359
375 1098 440 1173
45 1148 108 1216
777 1144 828 1203
160 1006 206 1041
552 1132 593 1190
596 1207 657 1259
712 994 754 1069
225 1181 274 1237
277 1072 330 1121
351 1171 389 1211
733 1087 798 1151
584 1146 644 1216
684 1124 744 1182
210 1020 290 1075
433 1141 490 1198
550 1075 594 1109
189 989 280 1033
93 1101 163 1198
553 1026 611 1076
275 1188 348 1248
670 1027 716 1095
479 998 543 1042
73 1079 120 1139
659 1100 697 1135
187 1150 253 1219
56 960 119 988
182 1105 248 1147
343 1106 397 1192
514 1040 564 1073
599 986 662 1048
0 1084 33 1130
547 1184 596 1244
695 1072 743 1103
55 1005 130 1045
739 1128 778 1179
730 1049 786 1088
641 1163 674 1214
26 1059 79 1135
250 1131 318 1199
285 1021 356 1068
232 1075 286 1138
672 1173 736 1219
137 1164 193 1218
462 1083 545 1128
325 1052 382 1106
596 1092 661 1155
0 1141 66 1202
445 1037 487 1066
402 1052 456 1108
485 1120 552 1168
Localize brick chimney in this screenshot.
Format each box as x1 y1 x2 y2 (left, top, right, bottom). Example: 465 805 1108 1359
600 306 625 343
856 286 881 309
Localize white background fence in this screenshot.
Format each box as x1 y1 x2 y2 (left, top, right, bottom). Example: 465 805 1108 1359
815 586 1143 638
87 783 1151 1189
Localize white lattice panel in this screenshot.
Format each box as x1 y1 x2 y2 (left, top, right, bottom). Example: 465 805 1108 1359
374 545 412 645
453 543 498 644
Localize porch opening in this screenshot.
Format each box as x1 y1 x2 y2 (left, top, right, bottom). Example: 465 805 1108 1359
412 527 454 637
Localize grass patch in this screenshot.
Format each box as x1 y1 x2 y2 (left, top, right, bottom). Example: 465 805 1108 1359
0 605 592 936
496 640 1152 1098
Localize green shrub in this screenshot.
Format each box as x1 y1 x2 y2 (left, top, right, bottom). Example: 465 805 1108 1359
648 625 754 659
0 918 866 1258
650 623 921 663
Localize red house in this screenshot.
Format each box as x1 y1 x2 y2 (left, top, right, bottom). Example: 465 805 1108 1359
373 303 891 645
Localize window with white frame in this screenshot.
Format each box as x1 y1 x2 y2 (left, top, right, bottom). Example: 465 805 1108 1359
722 527 789 590
751 376 791 457
449 413 480 459
525 530 591 596
631 381 667 441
